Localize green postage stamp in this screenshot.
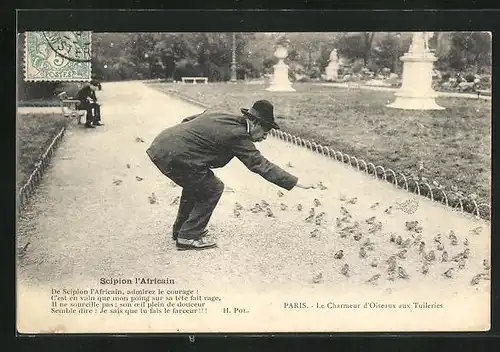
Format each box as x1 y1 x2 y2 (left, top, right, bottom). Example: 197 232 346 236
24 31 92 81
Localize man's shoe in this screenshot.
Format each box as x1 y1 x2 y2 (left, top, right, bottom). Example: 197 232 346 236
93 122 104 126
172 229 208 241
176 237 216 250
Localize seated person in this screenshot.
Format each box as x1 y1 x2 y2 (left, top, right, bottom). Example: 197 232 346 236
76 79 103 128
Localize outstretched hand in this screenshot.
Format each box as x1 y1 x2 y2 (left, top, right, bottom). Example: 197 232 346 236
295 182 316 190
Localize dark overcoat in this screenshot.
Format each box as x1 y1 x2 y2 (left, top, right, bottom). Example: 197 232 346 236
146 111 298 190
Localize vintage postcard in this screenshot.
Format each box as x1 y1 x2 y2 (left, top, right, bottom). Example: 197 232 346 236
16 30 491 333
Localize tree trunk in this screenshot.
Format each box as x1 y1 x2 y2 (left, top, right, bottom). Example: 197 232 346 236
363 32 375 66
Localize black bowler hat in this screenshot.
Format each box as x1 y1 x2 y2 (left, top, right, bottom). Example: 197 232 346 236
241 100 280 130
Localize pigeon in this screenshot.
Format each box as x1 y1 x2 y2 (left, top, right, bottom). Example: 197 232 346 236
286 161 293 168
366 274 381 284
171 196 180 205
426 250 436 262
449 230 458 245
346 197 358 204
336 217 343 228
305 210 315 223
470 226 482 235
483 259 490 271
387 270 397 281
280 203 288 211
400 238 411 248
387 257 397 272
310 229 319 238
135 137 145 143
470 274 483 286
126 163 131 168
405 220 419 231
317 182 327 190
339 194 347 201
334 250 344 259
464 238 469 246
396 249 407 259
265 208 275 217
370 202 380 209
312 273 323 284
384 206 393 214
18 241 30 258
441 251 448 262
135 176 144 181
313 198 322 207
412 234 423 245
418 241 426 254
297 204 303 211
340 216 351 223
234 202 243 211
341 264 350 277
261 200 270 207
368 222 383 233
398 266 410 279
353 233 363 241
421 263 429 275
433 234 442 243
250 203 263 213
112 179 123 186
277 190 284 197
233 209 241 217
315 211 326 219
339 230 349 239
363 238 375 251
437 243 444 251
148 192 157 204
340 206 352 218
395 235 403 246
452 253 464 262
457 259 466 270
389 233 396 243
415 226 423 233
359 247 367 258
463 248 470 259
443 268 454 278
370 258 379 267
365 216 376 225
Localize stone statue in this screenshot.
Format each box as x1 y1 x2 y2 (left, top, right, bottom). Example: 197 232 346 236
325 48 340 81
408 32 432 55
329 49 338 62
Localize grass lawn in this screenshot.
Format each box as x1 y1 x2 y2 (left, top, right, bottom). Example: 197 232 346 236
149 82 491 209
17 113 67 191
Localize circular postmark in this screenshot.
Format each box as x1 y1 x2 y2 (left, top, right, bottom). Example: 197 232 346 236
42 31 92 63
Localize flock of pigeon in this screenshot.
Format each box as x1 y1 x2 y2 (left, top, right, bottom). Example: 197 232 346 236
124 145 488 289
225 176 489 288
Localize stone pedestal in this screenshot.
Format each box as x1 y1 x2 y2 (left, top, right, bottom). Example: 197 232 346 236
387 32 444 110
266 46 295 92
325 49 339 81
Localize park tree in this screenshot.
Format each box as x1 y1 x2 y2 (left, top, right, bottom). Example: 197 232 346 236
443 31 491 73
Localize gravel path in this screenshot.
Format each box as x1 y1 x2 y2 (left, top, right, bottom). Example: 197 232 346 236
17 81 491 333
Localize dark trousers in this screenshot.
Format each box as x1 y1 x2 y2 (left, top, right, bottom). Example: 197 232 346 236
79 102 101 124
150 158 224 240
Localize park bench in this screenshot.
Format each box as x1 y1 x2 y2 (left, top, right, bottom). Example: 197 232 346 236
181 77 208 84
57 92 86 124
